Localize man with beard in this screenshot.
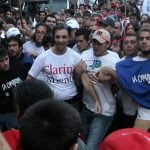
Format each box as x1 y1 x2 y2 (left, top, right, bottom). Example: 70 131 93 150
97 28 150 131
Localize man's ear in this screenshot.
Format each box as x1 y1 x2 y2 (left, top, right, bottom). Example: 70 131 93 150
70 143 78 150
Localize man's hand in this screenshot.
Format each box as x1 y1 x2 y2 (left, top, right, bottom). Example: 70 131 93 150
96 67 116 82
75 60 87 74
95 101 101 114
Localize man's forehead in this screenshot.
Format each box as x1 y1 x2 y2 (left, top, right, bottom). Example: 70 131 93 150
139 31 150 36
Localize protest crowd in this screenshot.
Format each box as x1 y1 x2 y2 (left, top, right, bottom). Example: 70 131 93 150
0 0 150 149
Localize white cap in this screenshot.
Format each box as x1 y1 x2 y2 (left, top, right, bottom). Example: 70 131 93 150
6 27 21 38
66 18 79 29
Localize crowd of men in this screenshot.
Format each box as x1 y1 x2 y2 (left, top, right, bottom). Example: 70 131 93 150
0 0 150 149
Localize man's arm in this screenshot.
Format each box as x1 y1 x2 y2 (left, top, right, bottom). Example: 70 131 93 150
81 72 101 114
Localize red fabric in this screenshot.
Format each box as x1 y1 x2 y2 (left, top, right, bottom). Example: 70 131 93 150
3 129 21 150
99 128 150 150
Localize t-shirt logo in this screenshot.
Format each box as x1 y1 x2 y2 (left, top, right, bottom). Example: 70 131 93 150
89 60 101 70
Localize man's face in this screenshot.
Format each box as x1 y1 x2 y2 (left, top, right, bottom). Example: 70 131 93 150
123 36 138 56
90 20 99 32
113 22 121 36
8 40 21 58
75 35 89 52
0 55 10 72
92 39 108 56
76 17 84 28
45 16 56 29
139 31 150 53
110 42 120 53
129 15 138 25
54 29 69 51
39 12 46 22
35 25 47 43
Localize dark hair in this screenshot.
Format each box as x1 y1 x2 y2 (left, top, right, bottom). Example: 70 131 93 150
75 28 91 41
65 8 75 17
14 79 53 117
42 33 55 48
4 17 16 26
138 28 150 38
0 44 8 57
53 23 71 36
7 36 23 47
19 99 81 150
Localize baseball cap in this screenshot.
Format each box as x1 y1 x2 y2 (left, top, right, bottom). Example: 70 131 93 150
99 128 150 150
101 17 115 27
92 29 110 43
6 27 21 38
66 18 79 29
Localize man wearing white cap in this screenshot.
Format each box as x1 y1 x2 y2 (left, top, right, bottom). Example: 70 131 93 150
80 29 120 150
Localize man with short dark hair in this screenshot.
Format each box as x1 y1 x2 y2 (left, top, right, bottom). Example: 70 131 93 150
7 36 33 71
19 99 81 150
27 24 82 110
0 45 27 131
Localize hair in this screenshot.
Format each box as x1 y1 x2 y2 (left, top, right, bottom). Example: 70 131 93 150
14 79 53 117
7 36 23 47
53 23 71 37
4 17 16 26
42 33 55 49
19 99 81 150
123 32 138 41
138 28 150 39
65 8 75 17
141 14 150 21
0 44 8 58
75 28 91 41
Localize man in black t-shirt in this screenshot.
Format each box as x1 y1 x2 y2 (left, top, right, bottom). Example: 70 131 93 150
0 45 27 131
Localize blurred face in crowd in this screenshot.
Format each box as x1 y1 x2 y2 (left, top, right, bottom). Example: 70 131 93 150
0 55 10 72
110 41 121 53
123 35 138 57
16 19 27 29
75 35 89 52
39 12 46 22
127 24 134 33
139 30 150 56
8 40 21 58
76 17 84 28
113 21 121 36
35 25 47 44
129 15 138 25
90 20 99 32
45 16 57 29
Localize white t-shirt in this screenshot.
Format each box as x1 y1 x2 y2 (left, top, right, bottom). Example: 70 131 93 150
23 40 45 56
28 47 81 101
81 49 120 116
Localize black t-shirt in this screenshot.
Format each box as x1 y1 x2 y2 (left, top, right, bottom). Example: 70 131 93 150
0 62 27 114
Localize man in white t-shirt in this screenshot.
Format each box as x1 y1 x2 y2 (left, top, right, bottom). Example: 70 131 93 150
80 29 120 150
27 24 82 109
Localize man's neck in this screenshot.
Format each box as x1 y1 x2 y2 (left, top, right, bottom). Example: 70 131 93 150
52 47 67 55
139 51 150 59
